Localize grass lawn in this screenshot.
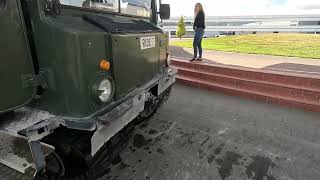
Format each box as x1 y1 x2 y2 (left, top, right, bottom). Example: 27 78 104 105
170 33 320 59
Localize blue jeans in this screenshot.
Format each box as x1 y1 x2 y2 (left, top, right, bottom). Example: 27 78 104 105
193 28 204 58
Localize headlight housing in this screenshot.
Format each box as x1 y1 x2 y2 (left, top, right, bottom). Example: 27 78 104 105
92 78 113 103
98 79 112 102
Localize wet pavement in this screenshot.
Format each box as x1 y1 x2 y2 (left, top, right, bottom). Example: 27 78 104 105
98 84 320 180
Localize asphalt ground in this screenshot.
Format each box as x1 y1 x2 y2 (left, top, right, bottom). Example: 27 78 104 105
98 84 320 180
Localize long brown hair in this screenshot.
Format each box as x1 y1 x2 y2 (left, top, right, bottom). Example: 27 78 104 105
195 3 204 16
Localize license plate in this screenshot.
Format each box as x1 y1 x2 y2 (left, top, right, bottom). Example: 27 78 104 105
140 36 156 50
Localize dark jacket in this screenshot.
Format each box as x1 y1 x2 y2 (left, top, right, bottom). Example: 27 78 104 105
193 11 205 29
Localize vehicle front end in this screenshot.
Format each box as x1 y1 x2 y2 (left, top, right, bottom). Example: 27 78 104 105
0 0 175 179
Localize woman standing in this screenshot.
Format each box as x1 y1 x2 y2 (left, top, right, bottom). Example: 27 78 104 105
191 3 205 62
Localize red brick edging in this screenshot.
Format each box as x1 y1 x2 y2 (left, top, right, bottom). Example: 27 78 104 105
171 58 320 113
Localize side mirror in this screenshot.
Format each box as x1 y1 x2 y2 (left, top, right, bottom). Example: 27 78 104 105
159 4 170 20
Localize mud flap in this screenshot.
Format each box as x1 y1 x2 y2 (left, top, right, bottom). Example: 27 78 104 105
158 68 177 95
91 93 146 156
0 131 54 179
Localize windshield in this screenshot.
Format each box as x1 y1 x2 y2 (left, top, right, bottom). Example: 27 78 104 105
60 0 119 12
121 0 151 17
60 0 152 17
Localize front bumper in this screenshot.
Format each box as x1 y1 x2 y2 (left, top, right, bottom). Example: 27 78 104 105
0 68 176 175
91 68 177 155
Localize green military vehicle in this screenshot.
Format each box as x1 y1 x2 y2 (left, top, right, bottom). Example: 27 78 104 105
0 0 175 179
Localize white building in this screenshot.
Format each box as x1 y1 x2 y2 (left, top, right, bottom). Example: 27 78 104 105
161 15 320 37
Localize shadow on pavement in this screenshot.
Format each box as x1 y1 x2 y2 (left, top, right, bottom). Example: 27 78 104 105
170 46 214 63
264 63 320 75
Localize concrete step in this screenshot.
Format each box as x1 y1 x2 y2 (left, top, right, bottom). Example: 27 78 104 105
174 67 320 106
177 75 320 112
171 59 320 112
172 65 320 94
172 59 320 92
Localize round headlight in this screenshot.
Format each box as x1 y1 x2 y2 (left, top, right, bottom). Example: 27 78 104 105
98 79 112 102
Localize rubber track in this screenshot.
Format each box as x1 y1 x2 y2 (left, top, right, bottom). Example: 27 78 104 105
91 86 173 179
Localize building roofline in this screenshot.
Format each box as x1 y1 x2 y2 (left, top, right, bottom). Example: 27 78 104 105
168 14 320 20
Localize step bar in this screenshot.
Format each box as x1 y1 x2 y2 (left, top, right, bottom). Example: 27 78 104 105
0 131 54 176
0 108 60 178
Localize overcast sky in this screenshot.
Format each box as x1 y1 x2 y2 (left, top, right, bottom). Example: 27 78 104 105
162 0 320 17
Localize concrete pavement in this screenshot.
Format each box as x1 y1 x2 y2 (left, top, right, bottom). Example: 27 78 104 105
170 46 320 75
99 84 320 180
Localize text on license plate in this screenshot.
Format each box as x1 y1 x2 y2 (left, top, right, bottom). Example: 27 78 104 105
140 36 156 50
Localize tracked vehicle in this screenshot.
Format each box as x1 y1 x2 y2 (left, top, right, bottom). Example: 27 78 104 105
0 0 175 179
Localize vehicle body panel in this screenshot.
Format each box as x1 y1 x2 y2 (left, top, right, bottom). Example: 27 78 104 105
24 1 168 120
111 33 160 98
0 0 35 113
0 0 174 175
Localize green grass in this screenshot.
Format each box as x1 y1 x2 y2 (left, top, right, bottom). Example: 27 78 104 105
171 33 320 59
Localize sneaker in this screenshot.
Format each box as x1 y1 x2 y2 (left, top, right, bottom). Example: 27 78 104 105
197 57 203 61
190 58 197 62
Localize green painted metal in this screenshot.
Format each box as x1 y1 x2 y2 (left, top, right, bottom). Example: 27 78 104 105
0 0 170 120
111 34 160 98
23 0 168 119
0 0 35 113
110 33 168 99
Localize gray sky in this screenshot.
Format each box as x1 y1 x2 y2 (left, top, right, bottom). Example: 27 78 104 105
162 0 320 17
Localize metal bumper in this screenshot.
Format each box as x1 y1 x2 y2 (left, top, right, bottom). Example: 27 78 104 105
91 68 176 156
0 68 176 176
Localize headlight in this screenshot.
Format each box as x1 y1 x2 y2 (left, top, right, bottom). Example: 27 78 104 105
166 53 172 66
98 79 112 102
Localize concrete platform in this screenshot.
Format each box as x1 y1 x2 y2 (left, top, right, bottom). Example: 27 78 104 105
170 46 320 76
98 84 320 180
